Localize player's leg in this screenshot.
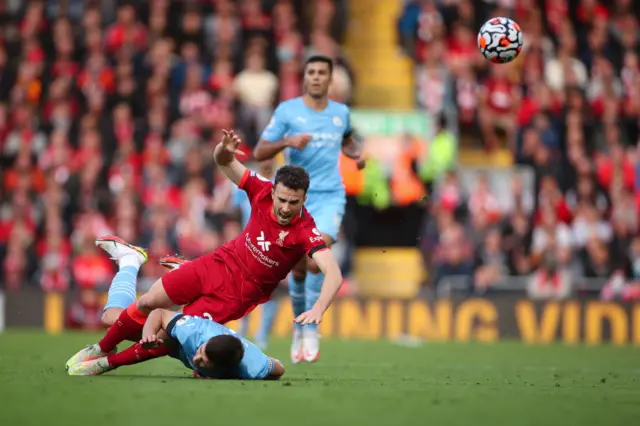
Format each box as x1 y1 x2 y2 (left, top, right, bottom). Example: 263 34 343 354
71 258 199 376
66 277 174 371
95 277 176 350
70 259 244 376
98 255 195 351
68 343 174 376
302 232 334 362
67 255 200 371
238 315 250 338
65 236 148 369
100 236 149 324
69 258 201 376
254 298 279 350
85 289 246 376
289 260 307 363
302 193 346 362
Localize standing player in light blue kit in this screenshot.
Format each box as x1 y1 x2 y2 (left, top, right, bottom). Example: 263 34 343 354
253 55 365 363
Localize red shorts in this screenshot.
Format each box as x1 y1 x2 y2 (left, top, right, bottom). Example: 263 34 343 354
161 252 267 324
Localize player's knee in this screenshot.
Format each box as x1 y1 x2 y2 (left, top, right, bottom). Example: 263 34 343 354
292 257 307 281
101 308 121 326
137 278 174 314
292 269 306 281
136 295 155 314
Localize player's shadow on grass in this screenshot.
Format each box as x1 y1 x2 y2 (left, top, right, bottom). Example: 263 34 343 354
102 374 194 380
101 374 331 383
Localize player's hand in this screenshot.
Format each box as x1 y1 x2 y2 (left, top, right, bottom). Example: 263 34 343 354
286 134 312 150
140 334 164 349
354 154 366 170
294 308 323 325
220 129 245 156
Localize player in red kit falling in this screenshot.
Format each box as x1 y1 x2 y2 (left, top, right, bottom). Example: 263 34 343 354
65 130 343 373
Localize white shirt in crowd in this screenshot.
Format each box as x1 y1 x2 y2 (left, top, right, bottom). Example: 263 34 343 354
233 70 278 108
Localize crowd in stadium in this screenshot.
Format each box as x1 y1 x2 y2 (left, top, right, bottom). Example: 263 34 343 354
0 0 352 325
1 0 640 330
400 0 640 300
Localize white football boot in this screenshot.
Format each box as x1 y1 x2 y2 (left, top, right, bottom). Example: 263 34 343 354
302 328 320 363
65 343 116 371
95 235 148 266
67 357 113 376
290 329 304 364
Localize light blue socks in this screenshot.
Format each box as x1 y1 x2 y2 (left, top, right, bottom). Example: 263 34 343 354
104 265 140 310
303 272 324 332
289 275 306 332
238 300 279 347
255 300 278 344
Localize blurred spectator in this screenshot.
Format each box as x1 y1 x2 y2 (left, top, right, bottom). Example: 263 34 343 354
65 288 103 330
432 212 474 288
233 51 277 147
473 227 508 293
478 64 521 150
468 173 501 223
501 208 532 276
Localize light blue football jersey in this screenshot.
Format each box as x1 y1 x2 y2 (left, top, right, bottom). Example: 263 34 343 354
167 314 273 380
260 97 352 193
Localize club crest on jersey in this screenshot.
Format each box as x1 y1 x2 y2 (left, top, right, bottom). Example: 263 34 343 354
276 230 289 246
332 116 343 127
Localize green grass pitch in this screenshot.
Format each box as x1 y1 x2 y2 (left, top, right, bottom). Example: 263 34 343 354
0 330 638 426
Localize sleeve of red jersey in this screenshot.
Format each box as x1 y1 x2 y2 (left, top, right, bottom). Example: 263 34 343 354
301 223 328 258
238 169 273 204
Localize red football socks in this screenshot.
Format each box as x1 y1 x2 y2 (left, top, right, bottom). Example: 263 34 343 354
99 303 149 353
107 342 173 368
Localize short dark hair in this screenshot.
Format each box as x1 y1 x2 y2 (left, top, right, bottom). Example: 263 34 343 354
204 335 244 368
304 55 333 75
274 165 310 193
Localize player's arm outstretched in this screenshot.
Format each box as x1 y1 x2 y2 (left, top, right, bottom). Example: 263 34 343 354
295 248 343 325
213 129 247 185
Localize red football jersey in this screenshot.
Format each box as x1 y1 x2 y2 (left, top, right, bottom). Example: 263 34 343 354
217 170 327 287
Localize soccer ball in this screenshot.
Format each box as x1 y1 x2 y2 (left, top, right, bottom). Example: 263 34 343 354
477 17 523 64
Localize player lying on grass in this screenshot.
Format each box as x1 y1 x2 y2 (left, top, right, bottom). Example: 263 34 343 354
65 129 343 371
68 308 285 379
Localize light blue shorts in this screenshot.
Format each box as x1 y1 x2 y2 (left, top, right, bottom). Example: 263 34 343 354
304 190 346 242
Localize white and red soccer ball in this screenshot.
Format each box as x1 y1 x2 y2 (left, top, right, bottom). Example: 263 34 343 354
477 17 523 64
